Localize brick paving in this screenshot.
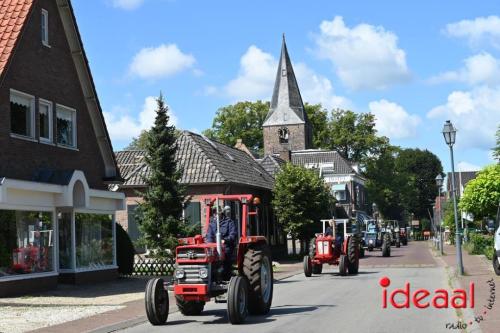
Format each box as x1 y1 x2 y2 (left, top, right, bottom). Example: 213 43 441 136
436 243 499 333
360 240 437 268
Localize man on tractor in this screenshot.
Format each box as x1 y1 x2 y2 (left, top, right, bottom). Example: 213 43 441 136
206 205 237 279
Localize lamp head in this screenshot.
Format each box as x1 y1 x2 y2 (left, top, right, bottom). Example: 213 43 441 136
442 120 457 146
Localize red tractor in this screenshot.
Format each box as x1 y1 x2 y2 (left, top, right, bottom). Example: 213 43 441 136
303 219 360 277
145 194 273 325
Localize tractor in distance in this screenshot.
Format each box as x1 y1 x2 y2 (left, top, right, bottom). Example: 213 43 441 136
364 219 391 257
144 194 273 325
303 218 360 277
384 220 401 248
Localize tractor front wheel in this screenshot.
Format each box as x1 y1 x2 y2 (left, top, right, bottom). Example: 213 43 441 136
402 238 408 246
175 295 205 315
303 255 312 277
243 244 273 315
347 236 359 274
145 278 169 325
339 255 347 276
382 234 391 257
312 264 323 274
227 276 249 324
493 252 500 276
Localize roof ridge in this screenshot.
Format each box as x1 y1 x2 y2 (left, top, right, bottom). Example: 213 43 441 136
184 132 224 182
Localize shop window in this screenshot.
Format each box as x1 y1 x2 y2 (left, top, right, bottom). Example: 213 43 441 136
127 205 140 242
10 90 35 138
0 210 54 277
75 213 113 269
56 104 76 148
58 212 73 269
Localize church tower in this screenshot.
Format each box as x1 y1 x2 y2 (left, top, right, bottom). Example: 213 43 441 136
263 35 312 156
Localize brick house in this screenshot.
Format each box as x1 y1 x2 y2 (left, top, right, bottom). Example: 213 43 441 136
113 131 285 251
0 0 124 296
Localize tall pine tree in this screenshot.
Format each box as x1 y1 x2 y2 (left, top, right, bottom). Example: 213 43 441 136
136 94 185 258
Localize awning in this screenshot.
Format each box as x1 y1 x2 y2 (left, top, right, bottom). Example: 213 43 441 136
332 184 346 191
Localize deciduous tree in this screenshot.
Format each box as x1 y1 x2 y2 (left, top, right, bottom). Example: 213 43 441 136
459 164 500 220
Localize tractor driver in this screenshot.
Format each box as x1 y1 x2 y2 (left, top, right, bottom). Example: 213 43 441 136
206 205 237 279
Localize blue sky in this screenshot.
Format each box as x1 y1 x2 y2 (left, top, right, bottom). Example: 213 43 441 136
73 0 500 172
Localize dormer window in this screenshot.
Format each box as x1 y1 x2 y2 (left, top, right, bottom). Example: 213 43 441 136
41 9 49 46
278 127 289 144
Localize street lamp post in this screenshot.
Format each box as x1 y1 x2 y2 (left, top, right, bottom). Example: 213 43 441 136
436 174 444 255
442 120 464 275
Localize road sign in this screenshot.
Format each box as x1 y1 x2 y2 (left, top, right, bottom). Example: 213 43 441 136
411 220 420 226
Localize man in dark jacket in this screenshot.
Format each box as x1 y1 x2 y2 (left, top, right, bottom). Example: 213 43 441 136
206 206 237 279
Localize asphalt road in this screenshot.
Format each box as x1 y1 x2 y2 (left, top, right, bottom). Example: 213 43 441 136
120 243 460 333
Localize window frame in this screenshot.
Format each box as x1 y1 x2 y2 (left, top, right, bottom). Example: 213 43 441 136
56 104 77 149
38 98 53 144
10 89 36 139
41 9 49 47
335 190 346 201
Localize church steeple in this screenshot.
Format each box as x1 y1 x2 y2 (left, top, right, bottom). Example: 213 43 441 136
262 35 312 155
263 34 308 127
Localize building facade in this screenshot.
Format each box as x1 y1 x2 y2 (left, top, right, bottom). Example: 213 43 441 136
0 0 124 296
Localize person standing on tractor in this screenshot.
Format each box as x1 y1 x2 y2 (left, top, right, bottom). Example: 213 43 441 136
206 206 237 279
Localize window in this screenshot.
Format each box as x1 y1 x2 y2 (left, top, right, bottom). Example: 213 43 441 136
0 210 54 277
39 99 52 143
41 9 49 46
335 190 346 201
75 213 114 269
10 90 35 138
278 127 289 144
56 105 76 148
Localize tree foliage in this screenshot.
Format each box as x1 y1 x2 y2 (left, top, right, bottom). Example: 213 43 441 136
459 164 500 219
272 164 334 241
325 109 389 163
125 130 150 150
304 103 329 149
203 101 269 155
136 94 186 258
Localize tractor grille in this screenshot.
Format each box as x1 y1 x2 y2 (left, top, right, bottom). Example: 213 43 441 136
177 248 207 260
176 264 210 284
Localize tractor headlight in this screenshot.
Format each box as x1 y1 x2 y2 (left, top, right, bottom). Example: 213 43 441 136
175 269 185 279
199 267 209 279
369 239 374 244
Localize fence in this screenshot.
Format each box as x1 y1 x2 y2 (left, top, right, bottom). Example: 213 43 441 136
131 258 175 276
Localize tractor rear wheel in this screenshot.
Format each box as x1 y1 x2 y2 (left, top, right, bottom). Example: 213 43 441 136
493 252 500 276
402 238 408 246
175 295 205 315
227 276 249 324
312 264 323 274
396 234 401 248
339 255 347 276
243 244 273 315
382 234 391 257
145 278 168 325
347 236 359 274
303 255 312 277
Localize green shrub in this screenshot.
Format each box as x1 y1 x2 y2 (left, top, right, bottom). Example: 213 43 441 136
467 233 494 259
116 223 135 275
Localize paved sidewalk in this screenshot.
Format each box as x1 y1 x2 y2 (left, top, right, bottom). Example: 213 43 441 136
433 243 499 333
20 261 303 333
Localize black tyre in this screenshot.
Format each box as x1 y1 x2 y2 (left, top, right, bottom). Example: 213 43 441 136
312 264 323 274
347 236 359 274
396 234 401 248
243 244 273 315
339 255 347 276
303 255 312 277
368 246 373 252
175 295 205 315
402 237 408 246
227 276 249 324
493 252 500 276
382 234 391 257
145 278 168 325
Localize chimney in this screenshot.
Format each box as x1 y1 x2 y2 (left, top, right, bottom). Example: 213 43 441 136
279 149 291 162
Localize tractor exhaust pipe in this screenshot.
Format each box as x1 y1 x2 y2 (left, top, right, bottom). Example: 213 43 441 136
216 197 222 257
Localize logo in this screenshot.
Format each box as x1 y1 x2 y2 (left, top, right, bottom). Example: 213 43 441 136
379 276 475 309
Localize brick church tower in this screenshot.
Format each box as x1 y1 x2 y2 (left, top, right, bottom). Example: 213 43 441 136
263 35 313 156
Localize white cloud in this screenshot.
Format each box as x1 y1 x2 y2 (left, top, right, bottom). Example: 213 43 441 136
223 45 349 109
457 161 481 172
427 86 500 150
104 96 178 143
129 44 195 79
445 16 500 48
368 99 421 139
112 0 145 10
314 16 410 90
428 52 500 85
